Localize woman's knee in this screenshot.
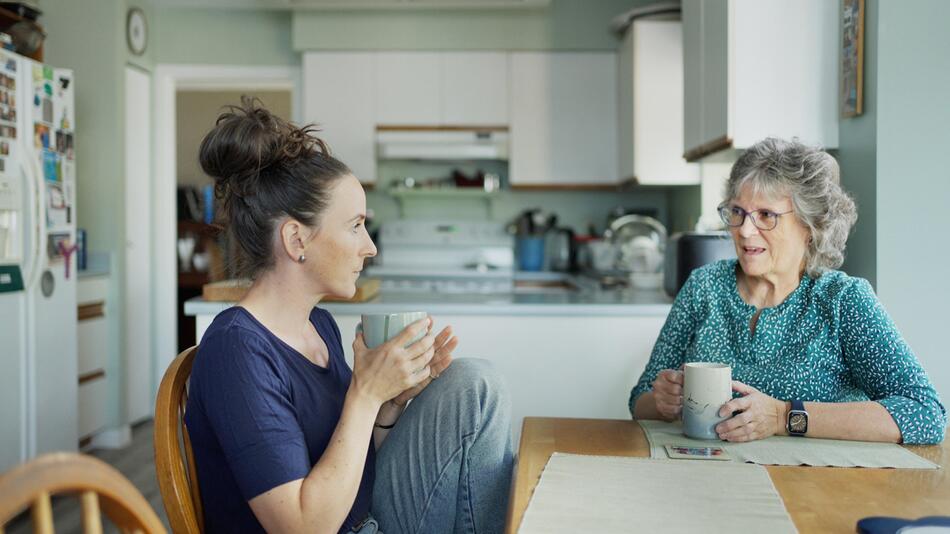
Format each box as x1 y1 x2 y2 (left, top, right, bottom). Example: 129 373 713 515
444 358 510 420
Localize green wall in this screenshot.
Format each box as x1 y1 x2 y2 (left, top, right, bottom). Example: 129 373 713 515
153 8 296 65
874 0 950 400
292 0 654 51
42 0 158 432
837 0 950 400
837 0 877 286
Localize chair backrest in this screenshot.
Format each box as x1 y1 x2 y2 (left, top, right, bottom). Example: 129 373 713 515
0 452 168 534
154 346 203 534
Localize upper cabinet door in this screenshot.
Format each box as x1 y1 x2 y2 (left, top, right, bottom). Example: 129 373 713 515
682 0 838 161
375 52 441 125
620 19 699 185
510 52 618 186
441 52 509 126
730 0 838 149
303 52 377 183
682 0 704 158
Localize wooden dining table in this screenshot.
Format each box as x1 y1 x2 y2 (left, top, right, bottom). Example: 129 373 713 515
505 417 950 534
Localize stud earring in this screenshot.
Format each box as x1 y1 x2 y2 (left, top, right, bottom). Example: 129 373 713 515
298 254 306 263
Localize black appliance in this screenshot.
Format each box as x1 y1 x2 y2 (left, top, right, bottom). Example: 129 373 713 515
663 231 736 297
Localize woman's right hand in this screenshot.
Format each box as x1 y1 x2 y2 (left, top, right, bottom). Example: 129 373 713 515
351 317 437 406
652 369 684 420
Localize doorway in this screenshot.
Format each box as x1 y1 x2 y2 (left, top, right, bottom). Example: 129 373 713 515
174 89 292 351
153 64 299 392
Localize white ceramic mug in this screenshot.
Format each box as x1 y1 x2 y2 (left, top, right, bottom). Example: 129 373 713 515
358 311 428 349
682 362 732 440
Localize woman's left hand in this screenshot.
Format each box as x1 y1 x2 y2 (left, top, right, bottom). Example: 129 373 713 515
715 381 787 442
392 324 458 407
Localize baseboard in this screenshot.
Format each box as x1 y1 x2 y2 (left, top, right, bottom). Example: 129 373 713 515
87 425 133 450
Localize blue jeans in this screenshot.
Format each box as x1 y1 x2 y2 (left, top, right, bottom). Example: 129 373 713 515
363 358 514 534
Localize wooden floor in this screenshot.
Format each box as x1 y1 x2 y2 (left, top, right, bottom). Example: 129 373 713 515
6 421 171 533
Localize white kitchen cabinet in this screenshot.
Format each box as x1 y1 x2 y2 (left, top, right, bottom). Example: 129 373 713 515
375 52 441 125
682 0 838 161
77 275 109 440
303 52 377 183
618 18 699 185
440 52 509 126
509 52 619 186
333 313 665 444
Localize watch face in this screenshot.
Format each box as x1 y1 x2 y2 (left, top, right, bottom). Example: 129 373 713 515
789 413 807 433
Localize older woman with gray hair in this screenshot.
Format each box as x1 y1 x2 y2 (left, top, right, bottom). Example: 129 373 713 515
629 137 946 444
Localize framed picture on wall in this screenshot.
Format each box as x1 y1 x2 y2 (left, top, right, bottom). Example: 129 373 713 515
841 0 865 118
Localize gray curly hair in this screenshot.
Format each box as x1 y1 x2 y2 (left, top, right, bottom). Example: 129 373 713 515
724 138 857 278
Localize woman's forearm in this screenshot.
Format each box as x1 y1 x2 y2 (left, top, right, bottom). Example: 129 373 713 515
784 400 903 443
250 388 380 534
299 389 380 529
372 400 406 449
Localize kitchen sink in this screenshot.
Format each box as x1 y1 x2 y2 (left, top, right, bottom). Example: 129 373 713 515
512 278 580 294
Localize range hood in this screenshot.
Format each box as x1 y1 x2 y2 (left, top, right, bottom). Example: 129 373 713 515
376 128 509 161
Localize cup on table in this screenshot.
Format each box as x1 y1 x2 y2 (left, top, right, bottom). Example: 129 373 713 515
682 362 732 440
358 311 428 349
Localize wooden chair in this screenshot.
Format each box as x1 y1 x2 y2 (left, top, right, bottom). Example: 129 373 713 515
154 346 203 534
0 452 167 534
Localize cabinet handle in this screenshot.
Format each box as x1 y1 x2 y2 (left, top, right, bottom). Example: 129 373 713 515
78 369 105 385
683 135 733 162
78 302 105 321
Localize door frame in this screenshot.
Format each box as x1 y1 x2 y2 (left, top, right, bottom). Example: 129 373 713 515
152 64 299 399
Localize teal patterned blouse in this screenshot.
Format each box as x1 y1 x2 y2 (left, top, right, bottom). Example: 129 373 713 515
630 259 947 444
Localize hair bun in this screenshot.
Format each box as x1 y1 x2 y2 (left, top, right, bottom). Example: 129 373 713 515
199 95 330 199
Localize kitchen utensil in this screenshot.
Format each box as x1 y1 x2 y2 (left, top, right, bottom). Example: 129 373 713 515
588 239 617 272
607 215 667 279
663 231 736 297
176 236 195 272
516 236 545 272
545 227 575 272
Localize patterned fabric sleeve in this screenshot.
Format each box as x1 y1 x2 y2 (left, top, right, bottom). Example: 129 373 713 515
629 269 703 415
839 278 947 444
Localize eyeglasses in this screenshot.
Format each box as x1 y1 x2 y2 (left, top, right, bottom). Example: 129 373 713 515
718 204 794 231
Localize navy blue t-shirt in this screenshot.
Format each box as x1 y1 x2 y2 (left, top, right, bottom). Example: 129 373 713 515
185 306 375 533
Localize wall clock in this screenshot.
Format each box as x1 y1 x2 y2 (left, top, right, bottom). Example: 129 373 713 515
126 7 147 56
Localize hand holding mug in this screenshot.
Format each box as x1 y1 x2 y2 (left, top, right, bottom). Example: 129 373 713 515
651 369 684 421
715 381 786 442
392 323 458 406
351 317 436 405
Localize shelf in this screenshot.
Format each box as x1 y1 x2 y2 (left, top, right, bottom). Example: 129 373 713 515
389 187 500 199
389 187 501 219
0 6 43 62
177 220 222 237
178 271 210 289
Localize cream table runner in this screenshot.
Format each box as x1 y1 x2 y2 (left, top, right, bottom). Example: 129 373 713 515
517 453 797 534
639 420 939 469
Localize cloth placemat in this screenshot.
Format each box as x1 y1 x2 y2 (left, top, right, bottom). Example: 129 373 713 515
518 453 797 534
639 420 939 469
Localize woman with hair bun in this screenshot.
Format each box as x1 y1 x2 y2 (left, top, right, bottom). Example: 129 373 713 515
184 97 513 534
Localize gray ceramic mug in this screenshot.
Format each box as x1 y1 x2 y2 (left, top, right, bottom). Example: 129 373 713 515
357 311 428 349
682 362 732 440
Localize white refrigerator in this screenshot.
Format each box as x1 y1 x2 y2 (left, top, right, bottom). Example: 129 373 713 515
0 49 77 473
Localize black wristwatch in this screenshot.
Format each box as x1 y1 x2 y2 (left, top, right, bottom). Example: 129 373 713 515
786 399 808 436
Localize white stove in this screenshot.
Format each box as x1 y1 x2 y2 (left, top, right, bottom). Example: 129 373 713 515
366 220 515 293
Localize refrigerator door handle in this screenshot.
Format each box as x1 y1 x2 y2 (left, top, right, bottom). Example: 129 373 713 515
19 141 44 290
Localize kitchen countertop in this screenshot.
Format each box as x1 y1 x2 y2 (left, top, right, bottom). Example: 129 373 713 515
78 251 112 279
184 274 674 318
